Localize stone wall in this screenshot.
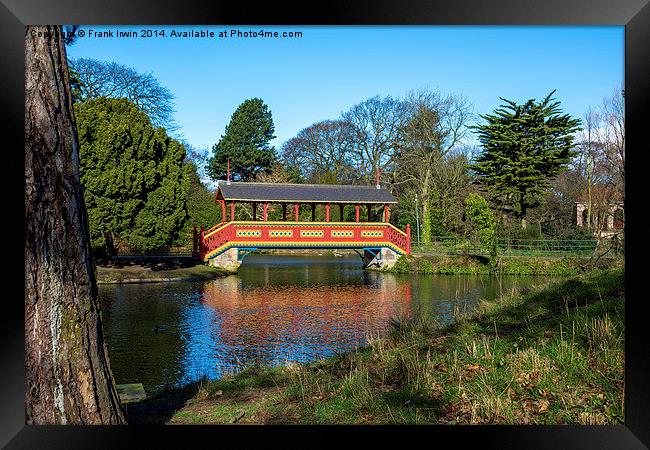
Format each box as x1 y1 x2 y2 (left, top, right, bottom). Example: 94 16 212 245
207 247 241 273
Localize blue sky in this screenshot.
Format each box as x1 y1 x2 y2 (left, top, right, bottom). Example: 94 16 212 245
67 25 624 152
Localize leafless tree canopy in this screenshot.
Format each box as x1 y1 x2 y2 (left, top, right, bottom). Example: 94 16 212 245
342 95 408 184
281 119 357 184
70 57 177 131
575 88 624 209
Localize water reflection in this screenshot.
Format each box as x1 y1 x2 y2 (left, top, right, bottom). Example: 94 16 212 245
99 255 549 393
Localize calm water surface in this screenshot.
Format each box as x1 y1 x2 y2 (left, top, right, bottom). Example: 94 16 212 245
99 254 550 393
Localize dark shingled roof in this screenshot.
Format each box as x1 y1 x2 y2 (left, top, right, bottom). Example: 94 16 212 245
216 182 398 204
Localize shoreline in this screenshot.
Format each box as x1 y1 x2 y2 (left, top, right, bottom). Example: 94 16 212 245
389 253 622 276
95 252 623 283
96 259 229 284
97 275 227 285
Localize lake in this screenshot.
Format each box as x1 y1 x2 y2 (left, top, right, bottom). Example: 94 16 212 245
99 254 550 394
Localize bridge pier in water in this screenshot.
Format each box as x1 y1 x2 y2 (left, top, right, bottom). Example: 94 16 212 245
207 247 241 273
361 247 400 270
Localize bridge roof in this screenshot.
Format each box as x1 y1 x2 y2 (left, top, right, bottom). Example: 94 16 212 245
216 182 398 204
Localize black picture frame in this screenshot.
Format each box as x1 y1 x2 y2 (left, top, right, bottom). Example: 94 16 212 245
3 0 648 447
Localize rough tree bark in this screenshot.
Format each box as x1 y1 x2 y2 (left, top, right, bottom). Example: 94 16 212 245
25 25 125 424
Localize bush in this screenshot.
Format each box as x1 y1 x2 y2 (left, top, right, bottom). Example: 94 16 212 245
417 258 434 274
392 255 413 273
464 194 497 256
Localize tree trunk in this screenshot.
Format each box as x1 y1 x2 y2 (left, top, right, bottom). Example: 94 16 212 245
420 167 432 244
520 195 527 229
25 26 126 424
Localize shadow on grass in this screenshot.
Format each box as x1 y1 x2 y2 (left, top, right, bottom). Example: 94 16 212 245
124 382 202 424
125 366 282 424
450 269 624 342
381 388 445 419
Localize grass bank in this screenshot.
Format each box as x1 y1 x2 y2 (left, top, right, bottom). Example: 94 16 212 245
390 253 622 276
96 257 228 284
127 267 624 424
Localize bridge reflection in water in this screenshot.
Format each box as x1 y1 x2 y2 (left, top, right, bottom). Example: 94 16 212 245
99 255 549 394
197 266 411 370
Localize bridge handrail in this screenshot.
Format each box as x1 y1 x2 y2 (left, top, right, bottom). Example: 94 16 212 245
385 223 408 237
203 221 233 239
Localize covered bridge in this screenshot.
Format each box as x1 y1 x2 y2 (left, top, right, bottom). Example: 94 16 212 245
196 181 410 272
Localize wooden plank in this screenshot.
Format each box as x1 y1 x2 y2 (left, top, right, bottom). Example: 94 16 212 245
116 383 147 404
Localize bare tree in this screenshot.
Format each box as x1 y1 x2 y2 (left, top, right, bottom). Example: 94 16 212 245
393 90 473 242
342 95 407 184
69 57 177 131
574 88 625 238
598 88 625 192
574 106 603 231
281 119 357 183
25 26 125 424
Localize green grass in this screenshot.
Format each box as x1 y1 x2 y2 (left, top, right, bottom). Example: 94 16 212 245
128 267 625 425
391 254 622 276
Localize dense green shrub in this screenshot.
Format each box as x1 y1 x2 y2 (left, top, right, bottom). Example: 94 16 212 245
464 193 497 257
417 258 435 274
392 255 414 273
76 97 189 254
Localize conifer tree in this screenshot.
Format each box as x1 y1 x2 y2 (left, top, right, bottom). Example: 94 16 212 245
471 91 581 228
208 98 276 181
75 97 189 254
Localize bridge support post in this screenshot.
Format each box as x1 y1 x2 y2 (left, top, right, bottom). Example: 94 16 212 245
207 247 241 273
406 224 411 254
219 199 226 223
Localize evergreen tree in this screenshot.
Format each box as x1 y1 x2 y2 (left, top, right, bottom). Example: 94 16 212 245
471 91 581 228
208 98 276 181
177 161 220 245
75 97 189 254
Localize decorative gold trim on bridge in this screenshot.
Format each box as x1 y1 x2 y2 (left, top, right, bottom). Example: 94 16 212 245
361 230 384 238
236 229 261 237
269 230 293 237
300 230 324 237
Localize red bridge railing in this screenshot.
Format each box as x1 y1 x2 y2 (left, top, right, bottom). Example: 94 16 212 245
196 221 411 261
